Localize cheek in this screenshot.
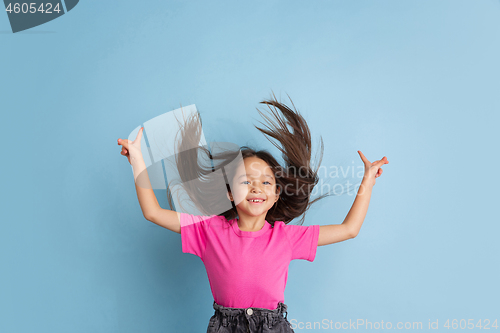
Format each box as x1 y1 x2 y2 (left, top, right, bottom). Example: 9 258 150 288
268 185 278 196
232 186 248 203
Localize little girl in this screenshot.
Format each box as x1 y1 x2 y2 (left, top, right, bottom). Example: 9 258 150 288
117 95 388 333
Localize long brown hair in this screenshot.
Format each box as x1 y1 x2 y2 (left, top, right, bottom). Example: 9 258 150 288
166 93 332 226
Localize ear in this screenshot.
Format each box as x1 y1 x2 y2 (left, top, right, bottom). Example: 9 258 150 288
226 191 233 201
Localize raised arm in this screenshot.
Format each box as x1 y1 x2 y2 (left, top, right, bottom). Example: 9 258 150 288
318 151 388 246
118 129 181 234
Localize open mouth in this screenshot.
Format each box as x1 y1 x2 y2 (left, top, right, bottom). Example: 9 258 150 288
247 199 266 204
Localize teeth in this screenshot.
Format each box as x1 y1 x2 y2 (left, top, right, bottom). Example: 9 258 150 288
249 199 264 202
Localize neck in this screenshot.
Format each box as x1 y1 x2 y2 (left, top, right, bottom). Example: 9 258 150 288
235 209 267 231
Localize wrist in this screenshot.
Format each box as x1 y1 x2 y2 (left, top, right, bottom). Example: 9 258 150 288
131 155 146 173
361 175 375 187
130 152 144 164
356 178 374 196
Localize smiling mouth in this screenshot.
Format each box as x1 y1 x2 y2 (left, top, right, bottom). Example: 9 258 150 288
248 199 266 204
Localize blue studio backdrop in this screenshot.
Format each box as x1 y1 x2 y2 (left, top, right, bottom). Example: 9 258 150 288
1 1 499 332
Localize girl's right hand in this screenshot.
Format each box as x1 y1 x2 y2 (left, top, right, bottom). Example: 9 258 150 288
117 127 144 165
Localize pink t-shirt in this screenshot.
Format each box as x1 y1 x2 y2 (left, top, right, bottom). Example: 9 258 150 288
180 213 320 310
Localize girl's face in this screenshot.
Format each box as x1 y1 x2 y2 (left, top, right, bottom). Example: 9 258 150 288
228 157 279 218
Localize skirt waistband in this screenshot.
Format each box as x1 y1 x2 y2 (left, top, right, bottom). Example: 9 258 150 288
213 301 288 328
213 301 288 319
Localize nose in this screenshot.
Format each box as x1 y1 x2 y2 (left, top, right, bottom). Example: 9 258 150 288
250 185 262 193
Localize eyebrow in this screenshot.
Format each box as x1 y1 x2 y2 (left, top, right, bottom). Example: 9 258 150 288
237 174 274 179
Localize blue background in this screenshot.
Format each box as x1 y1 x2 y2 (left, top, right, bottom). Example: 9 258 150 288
1 0 499 332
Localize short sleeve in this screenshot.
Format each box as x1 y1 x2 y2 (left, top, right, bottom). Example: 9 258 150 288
180 213 215 259
284 224 320 262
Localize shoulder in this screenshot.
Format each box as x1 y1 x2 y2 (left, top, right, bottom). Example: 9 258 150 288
179 213 221 228
272 221 286 229
275 221 305 230
280 222 320 237
270 221 289 235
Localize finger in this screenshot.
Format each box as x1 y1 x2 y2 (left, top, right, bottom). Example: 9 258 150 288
118 138 130 150
357 150 370 164
374 157 388 168
134 127 144 143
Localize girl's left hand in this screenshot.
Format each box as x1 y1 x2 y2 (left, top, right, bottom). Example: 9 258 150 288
357 150 389 185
